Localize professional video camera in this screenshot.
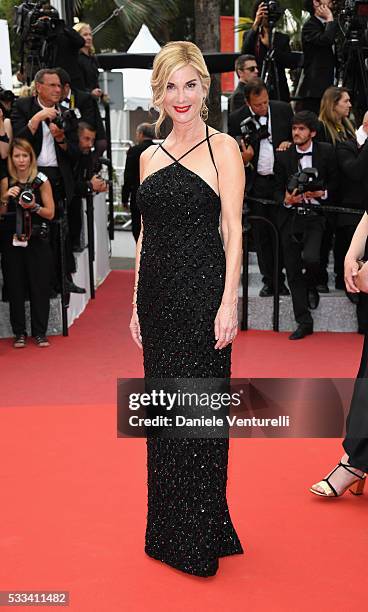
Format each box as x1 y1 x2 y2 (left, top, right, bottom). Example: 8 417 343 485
14 1 64 83
263 0 284 28
239 117 270 148
337 0 368 42
335 0 368 122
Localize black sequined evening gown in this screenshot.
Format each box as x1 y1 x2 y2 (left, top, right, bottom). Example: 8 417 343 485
136 127 243 577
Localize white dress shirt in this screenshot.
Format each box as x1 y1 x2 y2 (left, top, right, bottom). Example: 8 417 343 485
251 107 274 175
35 97 58 167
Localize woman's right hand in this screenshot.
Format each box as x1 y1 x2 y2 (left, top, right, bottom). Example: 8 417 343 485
6 186 20 199
129 307 142 349
344 256 360 293
253 2 267 29
34 107 58 124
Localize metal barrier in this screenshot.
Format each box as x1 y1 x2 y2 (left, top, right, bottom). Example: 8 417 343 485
242 196 365 331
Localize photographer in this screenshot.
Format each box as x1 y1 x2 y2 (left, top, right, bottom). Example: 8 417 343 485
56 68 107 158
241 0 299 102
299 1 338 115
228 55 259 115
228 78 293 296
274 111 338 339
69 123 107 250
0 139 54 348
11 68 84 294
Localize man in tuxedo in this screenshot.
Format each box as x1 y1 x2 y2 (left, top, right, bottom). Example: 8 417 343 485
228 55 259 115
228 77 293 296
11 68 84 294
241 0 300 102
121 123 155 242
274 111 338 339
299 0 338 115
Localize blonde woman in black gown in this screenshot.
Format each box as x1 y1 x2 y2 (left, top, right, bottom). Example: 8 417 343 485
310 212 368 497
129 41 244 576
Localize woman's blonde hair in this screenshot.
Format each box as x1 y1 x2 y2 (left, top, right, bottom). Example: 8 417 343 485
151 41 211 136
319 86 355 145
7 139 38 183
74 22 95 55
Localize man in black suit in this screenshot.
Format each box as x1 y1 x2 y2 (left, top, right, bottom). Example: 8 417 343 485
299 0 338 115
228 77 293 296
274 111 338 339
121 123 155 242
241 0 300 102
56 68 107 159
228 55 259 115
11 68 84 294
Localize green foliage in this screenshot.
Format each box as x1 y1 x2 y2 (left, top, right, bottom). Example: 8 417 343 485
78 0 179 51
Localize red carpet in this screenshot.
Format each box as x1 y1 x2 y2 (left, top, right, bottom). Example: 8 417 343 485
0 271 367 611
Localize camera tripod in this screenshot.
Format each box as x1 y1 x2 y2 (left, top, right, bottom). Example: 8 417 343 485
260 25 281 101
341 35 368 124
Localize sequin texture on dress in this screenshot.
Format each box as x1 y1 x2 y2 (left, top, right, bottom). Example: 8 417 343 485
136 151 243 577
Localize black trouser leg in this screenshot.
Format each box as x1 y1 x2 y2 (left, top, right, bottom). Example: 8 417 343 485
281 228 313 327
1 240 27 335
250 177 285 288
25 238 52 337
317 213 335 286
303 217 325 289
343 334 368 471
67 196 83 248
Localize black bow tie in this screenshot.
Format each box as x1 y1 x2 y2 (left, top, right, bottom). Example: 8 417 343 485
296 151 312 159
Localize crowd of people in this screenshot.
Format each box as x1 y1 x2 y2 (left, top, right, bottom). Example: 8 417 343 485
0 22 108 348
225 0 368 339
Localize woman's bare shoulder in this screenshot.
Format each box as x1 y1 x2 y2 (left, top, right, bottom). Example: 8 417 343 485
141 144 159 162
208 128 238 151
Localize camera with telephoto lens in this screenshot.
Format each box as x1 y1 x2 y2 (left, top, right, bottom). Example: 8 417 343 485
52 107 81 135
13 175 46 241
287 167 325 215
240 116 270 148
263 0 284 26
17 187 35 207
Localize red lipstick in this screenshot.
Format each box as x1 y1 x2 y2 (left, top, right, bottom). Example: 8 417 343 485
174 105 191 113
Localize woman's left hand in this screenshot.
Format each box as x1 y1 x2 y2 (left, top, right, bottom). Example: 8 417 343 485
214 302 238 350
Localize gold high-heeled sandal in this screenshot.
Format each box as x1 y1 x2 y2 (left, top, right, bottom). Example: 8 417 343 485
310 462 366 498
